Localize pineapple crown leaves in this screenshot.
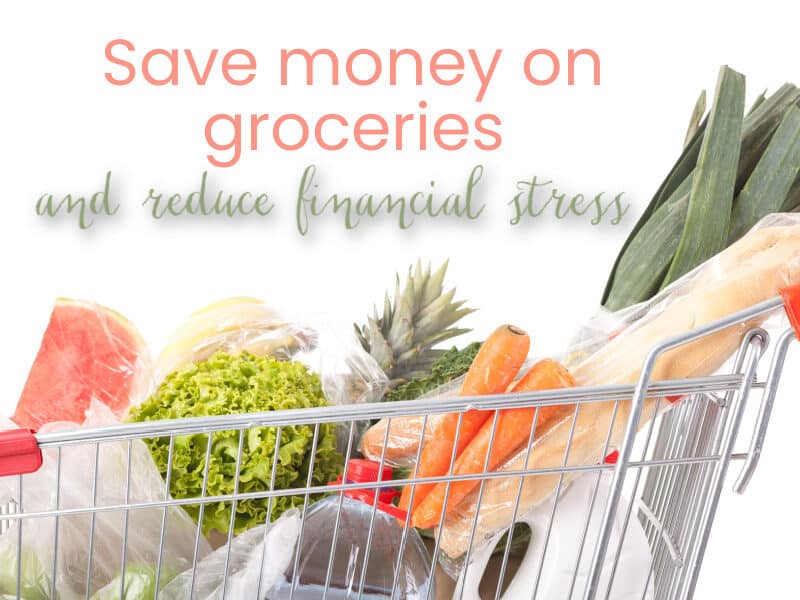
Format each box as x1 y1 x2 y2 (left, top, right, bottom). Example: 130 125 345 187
355 260 476 386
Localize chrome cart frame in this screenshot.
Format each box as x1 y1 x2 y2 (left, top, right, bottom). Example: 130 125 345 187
0 292 798 599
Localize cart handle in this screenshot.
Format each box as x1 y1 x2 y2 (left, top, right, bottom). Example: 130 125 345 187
781 282 800 339
734 327 796 493
0 429 41 477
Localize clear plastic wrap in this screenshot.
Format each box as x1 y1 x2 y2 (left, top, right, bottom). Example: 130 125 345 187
359 388 451 468
0 401 210 599
152 297 388 409
159 508 301 600
434 216 800 563
267 496 435 599
12 299 152 430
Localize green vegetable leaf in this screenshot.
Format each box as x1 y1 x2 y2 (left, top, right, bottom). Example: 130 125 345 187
747 89 767 116
729 104 800 242
604 191 689 311
735 83 800 193
684 89 707 149
662 66 746 288
384 342 482 402
602 82 800 310
128 352 343 535
600 112 707 306
785 176 800 211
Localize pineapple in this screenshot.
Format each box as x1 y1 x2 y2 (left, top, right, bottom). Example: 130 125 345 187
355 260 475 388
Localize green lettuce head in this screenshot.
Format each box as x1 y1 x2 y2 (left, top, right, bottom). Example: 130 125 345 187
129 351 343 535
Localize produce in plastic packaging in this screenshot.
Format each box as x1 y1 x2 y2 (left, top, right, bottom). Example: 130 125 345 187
0 401 210 598
0 545 50 600
437 216 800 561
397 324 530 518
131 297 387 535
160 508 301 600
155 297 388 411
411 358 576 529
129 351 344 535
360 412 443 469
155 297 314 381
89 564 171 600
13 299 151 429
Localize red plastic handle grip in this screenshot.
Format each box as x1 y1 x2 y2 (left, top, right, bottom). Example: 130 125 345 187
0 429 42 477
781 283 800 340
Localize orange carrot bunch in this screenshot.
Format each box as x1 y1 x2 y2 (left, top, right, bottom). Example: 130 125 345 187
396 323 578 529
397 324 530 517
411 358 575 528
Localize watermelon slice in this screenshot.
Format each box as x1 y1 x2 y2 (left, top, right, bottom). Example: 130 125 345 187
13 299 150 429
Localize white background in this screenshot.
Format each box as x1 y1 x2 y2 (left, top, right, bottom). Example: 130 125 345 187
0 1 797 597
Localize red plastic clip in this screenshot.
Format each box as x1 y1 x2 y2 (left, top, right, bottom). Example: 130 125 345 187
0 429 43 477
327 459 407 521
781 283 800 340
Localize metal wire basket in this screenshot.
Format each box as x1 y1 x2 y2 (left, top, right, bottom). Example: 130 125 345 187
0 293 797 600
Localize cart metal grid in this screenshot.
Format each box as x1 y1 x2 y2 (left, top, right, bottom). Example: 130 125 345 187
0 293 798 600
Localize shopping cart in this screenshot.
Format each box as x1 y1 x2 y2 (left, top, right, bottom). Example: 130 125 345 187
1 289 799 600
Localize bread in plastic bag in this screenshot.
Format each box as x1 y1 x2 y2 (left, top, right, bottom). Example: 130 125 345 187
359 390 451 468
0 400 210 599
436 215 800 562
159 508 301 600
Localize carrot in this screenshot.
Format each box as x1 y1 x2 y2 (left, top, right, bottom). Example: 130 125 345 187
397 324 530 517
411 358 575 529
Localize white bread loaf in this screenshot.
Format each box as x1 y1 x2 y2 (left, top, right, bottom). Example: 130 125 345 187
438 223 800 558
360 413 442 467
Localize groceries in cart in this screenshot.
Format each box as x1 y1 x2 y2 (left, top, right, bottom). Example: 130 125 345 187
1 214 800 598
0 297 391 598
0 400 211 599
360 215 800 592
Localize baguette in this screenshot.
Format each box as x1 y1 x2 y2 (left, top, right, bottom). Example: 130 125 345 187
438 223 800 558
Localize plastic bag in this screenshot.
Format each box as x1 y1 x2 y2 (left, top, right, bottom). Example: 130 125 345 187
0 401 210 599
159 508 301 600
359 385 452 468
269 495 435 599
11 299 152 430
434 215 800 563
89 565 163 600
451 471 654 600
152 297 388 408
